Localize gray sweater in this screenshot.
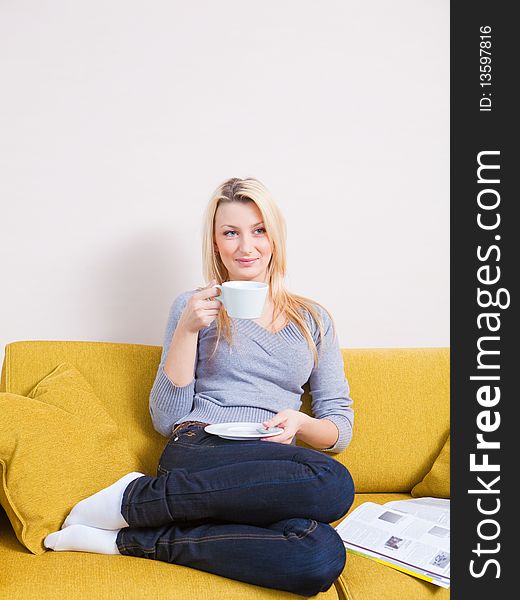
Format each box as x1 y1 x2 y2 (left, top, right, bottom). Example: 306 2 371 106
149 290 354 453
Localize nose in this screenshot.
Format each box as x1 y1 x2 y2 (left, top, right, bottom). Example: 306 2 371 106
238 233 255 254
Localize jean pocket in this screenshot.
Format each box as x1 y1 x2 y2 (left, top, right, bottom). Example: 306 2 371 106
168 422 217 447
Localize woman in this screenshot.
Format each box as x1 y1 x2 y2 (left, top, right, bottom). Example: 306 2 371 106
44 177 355 598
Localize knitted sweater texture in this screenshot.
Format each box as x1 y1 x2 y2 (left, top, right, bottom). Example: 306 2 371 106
149 289 354 453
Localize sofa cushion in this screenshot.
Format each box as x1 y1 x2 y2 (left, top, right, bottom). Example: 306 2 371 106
1 342 450 494
0 506 339 600
333 493 450 600
411 434 450 499
0 340 167 477
0 363 141 555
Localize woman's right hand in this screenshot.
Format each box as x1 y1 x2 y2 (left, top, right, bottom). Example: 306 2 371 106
177 279 222 334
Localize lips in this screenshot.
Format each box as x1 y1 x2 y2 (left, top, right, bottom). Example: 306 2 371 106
236 258 258 266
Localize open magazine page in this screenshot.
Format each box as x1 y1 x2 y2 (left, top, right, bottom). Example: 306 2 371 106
383 497 450 527
335 498 450 588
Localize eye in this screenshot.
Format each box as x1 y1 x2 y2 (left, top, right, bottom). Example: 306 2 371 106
223 228 266 237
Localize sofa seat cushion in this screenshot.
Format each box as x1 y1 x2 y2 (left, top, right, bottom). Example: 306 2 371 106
0 507 339 600
332 493 450 600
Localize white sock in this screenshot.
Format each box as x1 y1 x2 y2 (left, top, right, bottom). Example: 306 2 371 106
44 524 121 555
62 472 146 530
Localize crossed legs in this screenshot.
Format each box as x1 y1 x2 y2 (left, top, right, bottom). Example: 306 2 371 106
45 426 354 596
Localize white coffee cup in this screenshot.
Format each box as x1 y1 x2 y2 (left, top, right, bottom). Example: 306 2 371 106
214 281 269 319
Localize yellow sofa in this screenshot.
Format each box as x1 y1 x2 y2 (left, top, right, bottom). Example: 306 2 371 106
0 341 449 599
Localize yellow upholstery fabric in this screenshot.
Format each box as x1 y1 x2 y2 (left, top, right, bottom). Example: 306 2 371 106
1 343 450 494
1 341 168 477
412 434 450 499
302 348 450 493
0 363 141 555
333 493 450 600
0 341 449 600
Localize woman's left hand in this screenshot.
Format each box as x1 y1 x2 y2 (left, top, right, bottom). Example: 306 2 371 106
260 409 312 444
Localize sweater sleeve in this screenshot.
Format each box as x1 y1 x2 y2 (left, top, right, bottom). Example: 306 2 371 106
149 290 198 437
308 306 354 453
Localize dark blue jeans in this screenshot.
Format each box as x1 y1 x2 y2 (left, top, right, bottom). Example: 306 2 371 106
116 421 355 597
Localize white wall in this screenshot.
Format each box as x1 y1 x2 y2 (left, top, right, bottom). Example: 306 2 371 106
0 0 449 364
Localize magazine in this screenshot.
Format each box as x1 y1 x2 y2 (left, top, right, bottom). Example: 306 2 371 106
334 497 450 588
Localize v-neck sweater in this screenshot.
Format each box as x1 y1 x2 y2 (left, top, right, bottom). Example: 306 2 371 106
149 289 354 453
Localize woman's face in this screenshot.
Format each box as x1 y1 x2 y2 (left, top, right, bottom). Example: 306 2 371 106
214 201 272 283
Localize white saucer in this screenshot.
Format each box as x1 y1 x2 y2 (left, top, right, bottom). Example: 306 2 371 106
204 422 284 440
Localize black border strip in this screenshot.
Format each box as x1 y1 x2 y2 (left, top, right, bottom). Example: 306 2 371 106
451 2 515 596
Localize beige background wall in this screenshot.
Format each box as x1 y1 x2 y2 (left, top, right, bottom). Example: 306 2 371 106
0 0 449 361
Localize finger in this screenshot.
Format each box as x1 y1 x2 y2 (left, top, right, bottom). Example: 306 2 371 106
262 416 286 429
262 417 278 429
261 434 292 444
263 427 294 440
202 300 222 309
195 291 221 306
196 280 217 295
202 287 222 301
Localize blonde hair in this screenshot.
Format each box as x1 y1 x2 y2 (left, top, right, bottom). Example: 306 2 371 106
201 177 338 367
